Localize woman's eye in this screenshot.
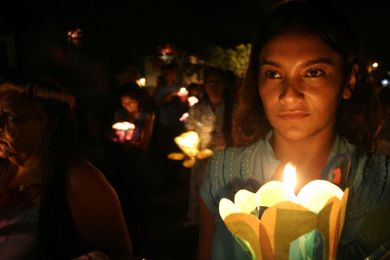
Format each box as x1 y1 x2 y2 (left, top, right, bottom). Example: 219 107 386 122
265 70 282 79
4 112 17 121
0 112 14 124
306 69 324 77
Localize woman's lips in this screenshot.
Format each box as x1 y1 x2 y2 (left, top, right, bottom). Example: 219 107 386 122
278 111 310 120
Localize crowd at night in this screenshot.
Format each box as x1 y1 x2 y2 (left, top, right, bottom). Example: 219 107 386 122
0 0 390 260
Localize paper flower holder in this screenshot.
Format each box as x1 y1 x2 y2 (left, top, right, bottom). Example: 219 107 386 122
219 164 349 260
168 131 213 168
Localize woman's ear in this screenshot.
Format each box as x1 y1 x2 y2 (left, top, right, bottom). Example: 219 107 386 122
342 64 358 100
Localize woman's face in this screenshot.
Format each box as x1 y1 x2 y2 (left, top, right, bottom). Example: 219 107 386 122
121 96 139 114
0 92 47 161
258 31 354 142
204 74 225 104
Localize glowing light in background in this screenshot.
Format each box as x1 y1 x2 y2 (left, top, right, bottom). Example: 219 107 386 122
187 96 199 107
136 77 146 87
180 112 189 122
381 79 390 87
67 28 83 47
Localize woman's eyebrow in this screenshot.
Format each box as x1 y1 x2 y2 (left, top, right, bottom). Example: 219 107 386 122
260 57 334 68
260 59 281 67
301 57 334 67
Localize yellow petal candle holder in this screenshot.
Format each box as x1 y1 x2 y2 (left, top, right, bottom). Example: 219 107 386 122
168 131 213 168
219 163 349 260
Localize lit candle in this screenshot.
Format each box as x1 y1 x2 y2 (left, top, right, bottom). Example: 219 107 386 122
178 87 189 96
174 131 200 158
219 162 349 260
179 112 189 122
187 96 199 107
168 131 214 168
112 121 135 142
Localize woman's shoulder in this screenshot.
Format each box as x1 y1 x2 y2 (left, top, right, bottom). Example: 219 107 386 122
209 139 267 174
341 152 390 260
209 142 259 175
67 158 116 196
200 140 264 210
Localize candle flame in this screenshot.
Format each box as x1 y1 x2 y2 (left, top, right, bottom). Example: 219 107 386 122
283 163 297 193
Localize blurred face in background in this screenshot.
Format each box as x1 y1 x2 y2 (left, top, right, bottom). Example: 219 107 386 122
204 74 225 105
161 68 177 85
121 96 140 114
0 92 47 162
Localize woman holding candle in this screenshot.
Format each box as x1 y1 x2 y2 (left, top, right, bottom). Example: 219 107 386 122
198 1 389 259
109 83 155 256
184 67 232 227
113 83 155 149
0 80 132 259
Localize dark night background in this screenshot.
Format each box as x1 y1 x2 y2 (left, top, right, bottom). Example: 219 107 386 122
1 0 390 76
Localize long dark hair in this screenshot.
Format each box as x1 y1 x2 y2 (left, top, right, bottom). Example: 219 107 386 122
233 0 382 152
0 80 85 258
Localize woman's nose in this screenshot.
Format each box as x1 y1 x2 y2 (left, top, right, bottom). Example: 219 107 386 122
279 78 304 103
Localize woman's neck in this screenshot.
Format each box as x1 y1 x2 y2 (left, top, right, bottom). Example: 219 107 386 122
271 130 336 190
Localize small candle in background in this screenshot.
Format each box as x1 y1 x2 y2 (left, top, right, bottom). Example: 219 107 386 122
177 87 189 102
187 96 199 107
180 112 189 122
112 121 135 142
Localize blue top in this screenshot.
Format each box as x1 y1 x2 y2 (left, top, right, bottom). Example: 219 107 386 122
200 132 390 259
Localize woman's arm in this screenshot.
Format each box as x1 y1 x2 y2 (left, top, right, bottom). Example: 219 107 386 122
67 161 133 259
198 198 216 260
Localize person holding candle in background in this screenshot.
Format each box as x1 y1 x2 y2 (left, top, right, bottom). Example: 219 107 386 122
108 82 155 257
198 1 390 259
153 62 188 190
0 80 132 259
183 67 234 227
113 83 155 149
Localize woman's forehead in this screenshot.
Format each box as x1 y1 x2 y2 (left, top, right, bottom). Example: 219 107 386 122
259 31 340 62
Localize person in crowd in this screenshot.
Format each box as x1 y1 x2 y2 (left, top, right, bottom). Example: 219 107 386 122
113 82 155 150
0 80 132 259
108 82 154 257
198 1 390 259
153 62 188 189
184 67 233 227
